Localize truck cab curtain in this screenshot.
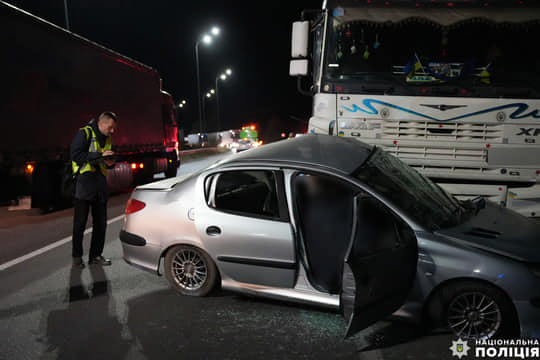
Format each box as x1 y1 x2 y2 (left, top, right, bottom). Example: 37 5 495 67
333 8 540 28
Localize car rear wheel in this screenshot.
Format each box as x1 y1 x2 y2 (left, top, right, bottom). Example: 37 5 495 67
164 245 217 297
426 281 519 340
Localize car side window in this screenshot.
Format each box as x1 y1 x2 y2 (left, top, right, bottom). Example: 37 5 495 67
208 170 280 219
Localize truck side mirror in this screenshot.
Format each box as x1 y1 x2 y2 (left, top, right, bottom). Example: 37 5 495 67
290 59 309 77
291 21 309 58
290 21 310 77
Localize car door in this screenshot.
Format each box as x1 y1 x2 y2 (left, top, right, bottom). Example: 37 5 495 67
341 194 418 337
195 169 296 288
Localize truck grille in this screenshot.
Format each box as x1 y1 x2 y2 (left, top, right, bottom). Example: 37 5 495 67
378 120 505 168
381 144 487 164
380 120 504 143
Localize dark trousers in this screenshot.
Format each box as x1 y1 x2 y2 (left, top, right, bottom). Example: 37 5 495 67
72 199 107 259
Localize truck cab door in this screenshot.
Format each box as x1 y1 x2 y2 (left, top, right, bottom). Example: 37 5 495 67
341 195 418 337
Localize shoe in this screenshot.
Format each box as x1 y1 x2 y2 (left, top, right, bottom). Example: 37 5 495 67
88 255 112 266
72 257 85 269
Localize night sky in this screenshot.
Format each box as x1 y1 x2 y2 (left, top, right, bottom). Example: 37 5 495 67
7 0 316 141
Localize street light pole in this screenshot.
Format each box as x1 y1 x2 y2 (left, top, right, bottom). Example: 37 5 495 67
194 27 220 134
215 69 232 132
63 0 70 31
215 76 221 132
202 91 215 131
195 41 202 133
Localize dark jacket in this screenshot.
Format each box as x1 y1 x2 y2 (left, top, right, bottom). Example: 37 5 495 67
70 119 111 202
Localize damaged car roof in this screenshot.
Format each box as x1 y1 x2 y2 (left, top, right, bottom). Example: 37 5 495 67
220 134 373 174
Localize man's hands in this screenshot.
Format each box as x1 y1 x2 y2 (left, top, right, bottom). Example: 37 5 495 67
102 150 116 167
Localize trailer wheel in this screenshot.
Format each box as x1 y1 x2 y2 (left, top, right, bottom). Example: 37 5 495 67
165 154 178 178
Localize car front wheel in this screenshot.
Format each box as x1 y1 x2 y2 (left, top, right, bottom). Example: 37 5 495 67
426 281 519 339
164 245 218 297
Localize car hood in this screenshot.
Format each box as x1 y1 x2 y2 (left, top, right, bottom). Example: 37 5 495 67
435 202 540 262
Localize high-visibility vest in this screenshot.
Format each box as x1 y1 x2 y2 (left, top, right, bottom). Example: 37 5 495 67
72 125 112 177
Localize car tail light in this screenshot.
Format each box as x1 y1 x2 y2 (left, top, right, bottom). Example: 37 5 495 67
125 199 146 215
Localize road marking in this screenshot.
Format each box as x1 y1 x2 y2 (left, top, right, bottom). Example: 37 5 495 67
0 215 124 271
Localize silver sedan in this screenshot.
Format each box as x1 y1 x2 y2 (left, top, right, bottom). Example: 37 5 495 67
120 134 540 339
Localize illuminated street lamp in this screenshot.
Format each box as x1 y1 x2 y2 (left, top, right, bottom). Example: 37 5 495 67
195 26 221 132
202 34 212 44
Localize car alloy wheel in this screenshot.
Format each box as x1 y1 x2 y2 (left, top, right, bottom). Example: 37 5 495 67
164 245 218 296
446 291 501 340
171 248 208 290
426 280 519 340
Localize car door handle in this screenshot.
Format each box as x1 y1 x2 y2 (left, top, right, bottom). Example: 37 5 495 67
206 226 222 236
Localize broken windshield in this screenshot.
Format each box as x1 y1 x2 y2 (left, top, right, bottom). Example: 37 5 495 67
324 8 540 98
353 148 466 230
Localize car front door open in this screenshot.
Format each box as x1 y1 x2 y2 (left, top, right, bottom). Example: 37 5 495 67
341 195 418 337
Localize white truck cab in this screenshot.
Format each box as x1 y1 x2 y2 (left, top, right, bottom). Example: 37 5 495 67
291 0 540 216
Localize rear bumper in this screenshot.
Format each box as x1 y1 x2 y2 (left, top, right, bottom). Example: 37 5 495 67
120 230 146 246
120 230 162 275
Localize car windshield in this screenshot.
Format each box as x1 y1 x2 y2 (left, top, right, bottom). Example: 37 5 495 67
352 148 465 230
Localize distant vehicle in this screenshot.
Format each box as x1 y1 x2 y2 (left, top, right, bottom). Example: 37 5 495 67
230 138 259 153
290 0 540 217
240 125 259 142
0 1 180 211
121 135 540 339
218 130 240 149
185 134 203 148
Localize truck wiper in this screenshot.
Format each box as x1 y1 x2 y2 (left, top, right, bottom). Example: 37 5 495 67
359 77 414 95
360 84 395 95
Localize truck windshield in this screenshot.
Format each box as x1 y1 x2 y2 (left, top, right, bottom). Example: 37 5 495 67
353 148 465 230
324 7 540 98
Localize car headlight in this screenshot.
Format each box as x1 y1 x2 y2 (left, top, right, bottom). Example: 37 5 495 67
529 263 540 278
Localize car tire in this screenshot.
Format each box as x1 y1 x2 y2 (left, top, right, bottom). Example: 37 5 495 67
164 245 218 297
425 280 519 339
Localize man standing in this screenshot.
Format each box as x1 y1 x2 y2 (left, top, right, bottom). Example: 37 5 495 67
71 111 117 268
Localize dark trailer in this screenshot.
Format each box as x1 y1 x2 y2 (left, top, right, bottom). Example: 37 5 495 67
0 1 180 211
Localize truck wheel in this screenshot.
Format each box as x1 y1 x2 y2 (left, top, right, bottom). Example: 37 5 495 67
426 281 519 339
164 245 218 297
165 158 178 178
165 167 177 178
